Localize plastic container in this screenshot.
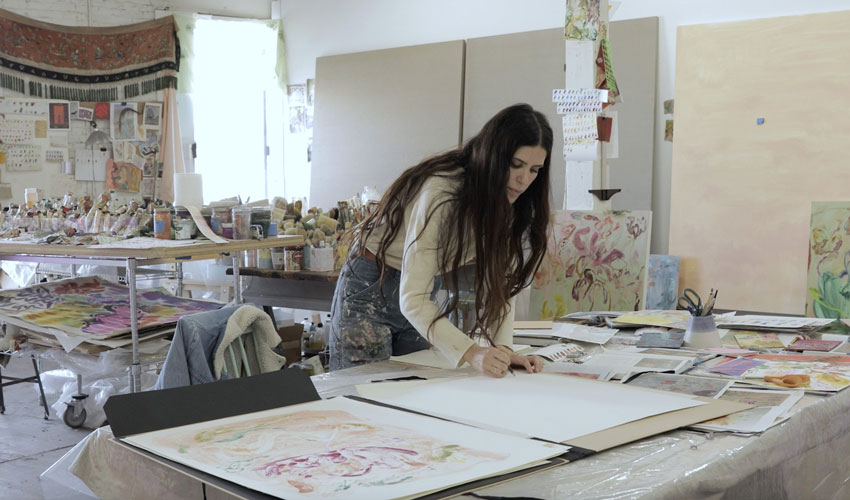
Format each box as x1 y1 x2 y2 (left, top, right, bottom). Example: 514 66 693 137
232 206 252 240
210 206 232 235
153 208 171 240
220 222 234 239
271 247 285 269
24 188 38 209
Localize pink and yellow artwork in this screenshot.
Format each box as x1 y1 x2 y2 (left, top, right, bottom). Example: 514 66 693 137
530 210 652 319
0 277 220 338
123 397 566 500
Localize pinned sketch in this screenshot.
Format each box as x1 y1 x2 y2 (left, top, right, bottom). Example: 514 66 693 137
564 0 600 41
5 145 41 171
77 107 94 121
34 120 47 139
94 102 110 119
0 145 5 164
49 102 70 130
663 99 674 115
553 88 608 113
105 158 142 192
0 98 49 116
665 120 674 142
142 102 162 129
287 84 306 107
140 176 155 198
562 113 598 161
44 148 67 163
530 210 651 318
595 37 620 104
306 78 315 107
123 397 566 500
110 103 142 141
646 255 681 310
0 118 36 144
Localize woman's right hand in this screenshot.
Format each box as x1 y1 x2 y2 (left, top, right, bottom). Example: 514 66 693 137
462 345 511 378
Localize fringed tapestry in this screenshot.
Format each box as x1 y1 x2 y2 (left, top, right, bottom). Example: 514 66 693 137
0 8 178 101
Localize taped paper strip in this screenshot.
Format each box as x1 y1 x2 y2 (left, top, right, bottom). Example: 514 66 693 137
184 205 228 244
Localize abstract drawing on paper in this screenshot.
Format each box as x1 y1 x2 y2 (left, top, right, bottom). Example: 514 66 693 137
105 158 142 192
0 277 221 339
530 210 652 319
123 397 566 500
806 202 850 317
552 88 608 114
646 254 680 310
564 0 600 40
562 113 598 161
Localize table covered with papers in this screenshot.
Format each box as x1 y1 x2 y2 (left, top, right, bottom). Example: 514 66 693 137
65 360 850 499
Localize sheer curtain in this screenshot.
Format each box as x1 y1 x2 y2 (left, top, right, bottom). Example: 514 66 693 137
178 16 286 203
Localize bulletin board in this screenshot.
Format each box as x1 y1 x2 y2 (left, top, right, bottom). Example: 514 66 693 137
668 10 850 314
0 94 163 204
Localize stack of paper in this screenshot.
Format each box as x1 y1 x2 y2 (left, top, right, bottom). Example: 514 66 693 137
716 315 834 334
514 322 618 345
690 388 802 434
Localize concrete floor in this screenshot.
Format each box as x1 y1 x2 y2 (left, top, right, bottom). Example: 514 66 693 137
0 355 94 500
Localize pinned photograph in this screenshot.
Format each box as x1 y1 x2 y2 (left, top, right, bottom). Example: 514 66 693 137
49 102 70 130
77 107 94 121
110 103 142 141
143 102 163 129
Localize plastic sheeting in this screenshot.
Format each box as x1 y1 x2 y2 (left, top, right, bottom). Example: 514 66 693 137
66 362 850 499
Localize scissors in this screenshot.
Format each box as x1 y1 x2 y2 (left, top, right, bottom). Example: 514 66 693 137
678 288 704 316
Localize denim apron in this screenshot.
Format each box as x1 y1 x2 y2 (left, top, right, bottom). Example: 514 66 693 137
328 255 431 370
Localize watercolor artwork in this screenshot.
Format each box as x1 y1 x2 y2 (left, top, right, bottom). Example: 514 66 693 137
739 353 850 392
530 210 652 319
806 202 850 318
123 397 566 500
564 0 600 41
0 277 221 339
105 159 143 192
734 333 785 350
627 373 732 398
645 255 680 310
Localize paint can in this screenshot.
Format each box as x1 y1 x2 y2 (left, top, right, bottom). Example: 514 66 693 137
154 208 171 240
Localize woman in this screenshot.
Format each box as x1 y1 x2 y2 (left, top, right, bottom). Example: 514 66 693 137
329 103 551 377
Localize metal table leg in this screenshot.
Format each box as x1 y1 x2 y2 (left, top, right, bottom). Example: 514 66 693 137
175 261 184 297
127 258 141 392
233 252 243 304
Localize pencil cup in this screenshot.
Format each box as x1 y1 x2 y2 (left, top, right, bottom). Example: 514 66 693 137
683 315 721 349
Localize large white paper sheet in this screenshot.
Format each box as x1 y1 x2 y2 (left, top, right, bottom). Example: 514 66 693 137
123 397 567 500
357 373 704 443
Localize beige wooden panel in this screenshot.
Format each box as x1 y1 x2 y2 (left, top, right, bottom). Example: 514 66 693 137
311 41 464 210
669 11 850 314
607 17 658 211
463 28 567 208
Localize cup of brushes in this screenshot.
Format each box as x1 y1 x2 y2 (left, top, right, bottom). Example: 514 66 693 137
681 288 721 349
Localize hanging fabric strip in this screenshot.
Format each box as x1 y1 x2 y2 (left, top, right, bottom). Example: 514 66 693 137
0 8 178 99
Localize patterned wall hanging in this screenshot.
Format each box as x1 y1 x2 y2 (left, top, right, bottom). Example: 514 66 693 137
0 8 178 101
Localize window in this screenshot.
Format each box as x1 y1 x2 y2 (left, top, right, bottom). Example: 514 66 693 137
189 18 284 203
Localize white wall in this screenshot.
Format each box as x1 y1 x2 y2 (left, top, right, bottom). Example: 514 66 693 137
281 0 850 253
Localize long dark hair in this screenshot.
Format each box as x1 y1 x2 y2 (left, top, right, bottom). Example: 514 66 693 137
353 103 552 340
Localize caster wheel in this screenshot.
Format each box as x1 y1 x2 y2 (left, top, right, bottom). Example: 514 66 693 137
63 406 86 428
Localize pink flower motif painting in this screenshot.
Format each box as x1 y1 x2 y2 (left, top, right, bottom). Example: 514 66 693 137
530 210 652 319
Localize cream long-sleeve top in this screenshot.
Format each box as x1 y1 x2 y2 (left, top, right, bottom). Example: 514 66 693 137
364 173 515 367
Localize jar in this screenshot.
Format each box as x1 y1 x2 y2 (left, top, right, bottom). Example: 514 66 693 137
284 247 303 271
220 222 234 239
250 206 272 238
243 249 258 267
210 206 232 235
232 206 252 240
154 208 171 240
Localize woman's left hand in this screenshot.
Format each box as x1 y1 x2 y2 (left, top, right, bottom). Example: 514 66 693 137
496 346 543 374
